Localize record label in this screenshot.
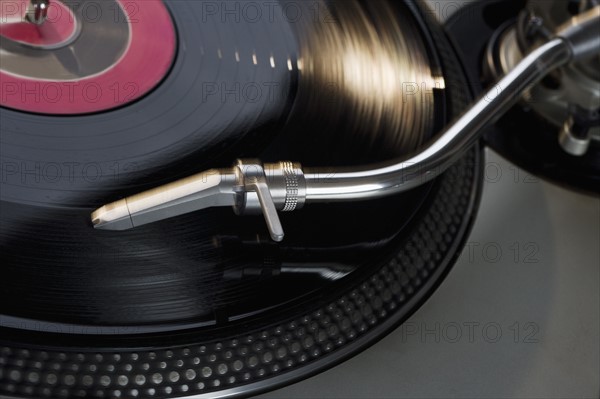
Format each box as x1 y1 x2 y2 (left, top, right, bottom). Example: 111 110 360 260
0 0 176 114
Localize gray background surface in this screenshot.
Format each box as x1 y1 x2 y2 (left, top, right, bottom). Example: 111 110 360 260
257 150 599 398
257 2 599 397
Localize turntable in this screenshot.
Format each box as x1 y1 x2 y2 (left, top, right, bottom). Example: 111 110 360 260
0 1 598 398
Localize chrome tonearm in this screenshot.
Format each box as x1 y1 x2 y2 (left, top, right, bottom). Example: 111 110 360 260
92 7 600 242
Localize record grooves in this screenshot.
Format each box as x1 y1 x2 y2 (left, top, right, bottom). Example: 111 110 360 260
1 1 485 398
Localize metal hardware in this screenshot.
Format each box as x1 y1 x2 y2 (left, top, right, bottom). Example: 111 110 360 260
233 160 306 241
26 0 50 25
487 3 600 156
93 161 306 242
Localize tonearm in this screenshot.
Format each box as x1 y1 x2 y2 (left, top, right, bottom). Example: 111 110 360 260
92 6 600 242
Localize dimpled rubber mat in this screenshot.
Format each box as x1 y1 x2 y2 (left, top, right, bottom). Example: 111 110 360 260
0 145 483 398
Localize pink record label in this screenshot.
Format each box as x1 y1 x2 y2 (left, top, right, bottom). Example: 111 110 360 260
0 0 177 114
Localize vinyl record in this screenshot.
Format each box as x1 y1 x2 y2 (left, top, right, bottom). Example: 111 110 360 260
0 1 484 398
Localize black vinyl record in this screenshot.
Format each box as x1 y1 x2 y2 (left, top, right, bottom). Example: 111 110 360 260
0 1 484 398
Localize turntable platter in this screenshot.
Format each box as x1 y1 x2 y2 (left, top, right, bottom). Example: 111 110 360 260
0 1 484 398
